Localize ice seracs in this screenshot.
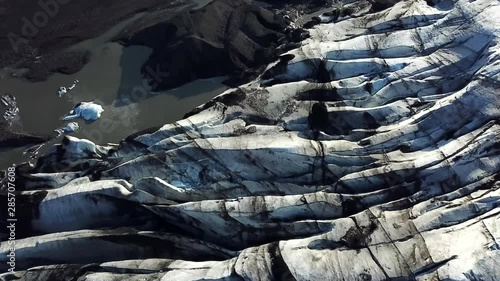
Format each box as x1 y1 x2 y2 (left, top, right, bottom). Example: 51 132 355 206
62 102 104 122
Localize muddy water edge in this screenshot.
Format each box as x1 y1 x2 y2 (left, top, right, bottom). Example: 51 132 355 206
0 6 228 170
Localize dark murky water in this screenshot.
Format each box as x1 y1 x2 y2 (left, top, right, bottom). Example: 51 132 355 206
0 9 228 169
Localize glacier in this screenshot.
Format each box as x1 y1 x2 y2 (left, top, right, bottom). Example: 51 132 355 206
1 0 500 280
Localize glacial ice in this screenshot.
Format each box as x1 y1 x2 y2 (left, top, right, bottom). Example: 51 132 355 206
58 87 67 97
58 79 79 97
1 94 19 123
62 102 104 122
1 0 500 280
54 122 80 136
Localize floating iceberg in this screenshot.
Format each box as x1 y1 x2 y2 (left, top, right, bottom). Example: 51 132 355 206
55 122 80 136
62 102 104 122
58 87 67 97
58 79 79 97
63 122 80 133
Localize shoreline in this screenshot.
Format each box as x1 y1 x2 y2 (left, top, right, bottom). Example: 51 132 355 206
0 0 326 169
0 4 230 169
